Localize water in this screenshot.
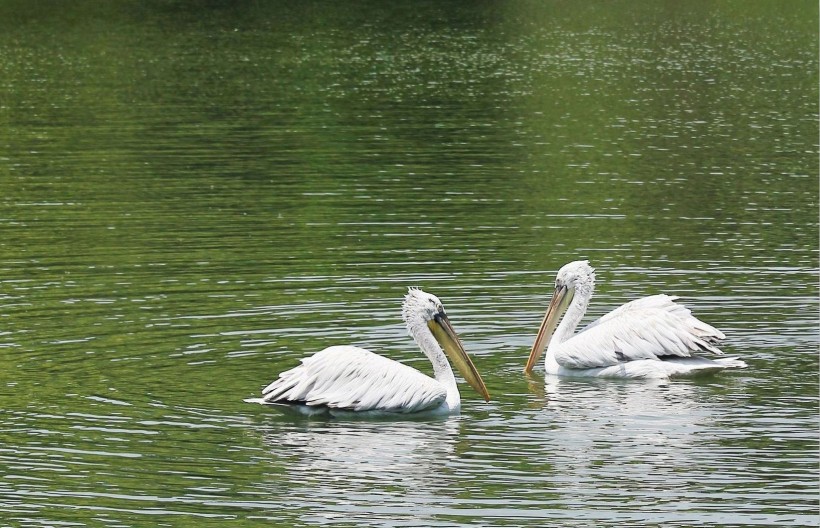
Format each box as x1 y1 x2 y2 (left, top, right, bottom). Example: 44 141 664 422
0 1 817 526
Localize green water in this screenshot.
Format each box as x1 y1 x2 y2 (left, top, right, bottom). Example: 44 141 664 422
1 1 817 526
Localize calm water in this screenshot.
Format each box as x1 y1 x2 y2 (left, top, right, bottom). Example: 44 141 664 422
1 1 818 526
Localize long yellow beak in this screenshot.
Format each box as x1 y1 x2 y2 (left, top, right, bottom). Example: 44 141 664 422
428 313 491 402
524 285 572 373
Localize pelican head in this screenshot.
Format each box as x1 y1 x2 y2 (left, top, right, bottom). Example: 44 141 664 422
524 260 596 373
403 288 491 402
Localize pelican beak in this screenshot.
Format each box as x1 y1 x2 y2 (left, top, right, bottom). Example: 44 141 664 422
525 284 573 373
428 312 491 402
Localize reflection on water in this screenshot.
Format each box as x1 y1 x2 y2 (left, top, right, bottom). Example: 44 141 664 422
257 419 464 524
540 376 715 469
468 375 816 526
0 0 817 526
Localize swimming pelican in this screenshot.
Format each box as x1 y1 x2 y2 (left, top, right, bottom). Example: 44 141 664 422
245 288 491 416
525 260 747 379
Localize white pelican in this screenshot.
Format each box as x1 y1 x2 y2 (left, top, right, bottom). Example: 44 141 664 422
245 288 490 416
525 260 747 379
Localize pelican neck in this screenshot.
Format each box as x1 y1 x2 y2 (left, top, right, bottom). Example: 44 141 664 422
550 282 594 350
407 318 460 410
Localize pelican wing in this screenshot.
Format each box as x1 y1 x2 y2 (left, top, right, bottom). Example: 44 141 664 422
259 345 447 413
557 295 725 369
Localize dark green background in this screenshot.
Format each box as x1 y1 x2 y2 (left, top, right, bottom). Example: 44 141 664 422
0 1 817 526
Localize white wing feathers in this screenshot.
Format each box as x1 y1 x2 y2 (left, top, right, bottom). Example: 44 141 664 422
259 346 447 413
557 295 725 370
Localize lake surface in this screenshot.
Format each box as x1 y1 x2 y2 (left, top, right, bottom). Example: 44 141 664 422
0 1 818 526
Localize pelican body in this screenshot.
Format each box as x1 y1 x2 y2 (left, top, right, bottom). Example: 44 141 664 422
245 288 490 416
525 261 747 379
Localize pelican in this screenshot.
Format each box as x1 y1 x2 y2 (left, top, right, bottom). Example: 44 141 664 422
525 260 747 379
245 288 491 416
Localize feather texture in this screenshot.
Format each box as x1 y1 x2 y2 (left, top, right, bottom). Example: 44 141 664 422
561 294 726 369
258 346 446 413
